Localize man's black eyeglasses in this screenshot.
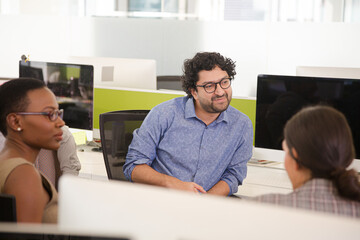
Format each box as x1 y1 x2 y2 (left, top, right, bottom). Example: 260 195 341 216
196 77 232 93
16 109 64 122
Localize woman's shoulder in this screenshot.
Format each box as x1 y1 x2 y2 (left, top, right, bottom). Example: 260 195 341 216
2 159 51 223
0 157 32 166
0 157 34 176
0 158 40 192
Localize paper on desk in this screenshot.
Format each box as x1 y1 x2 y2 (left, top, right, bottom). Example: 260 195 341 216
247 159 282 167
70 130 87 145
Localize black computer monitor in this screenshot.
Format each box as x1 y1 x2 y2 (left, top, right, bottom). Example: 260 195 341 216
0 193 16 222
255 74 360 158
19 60 94 130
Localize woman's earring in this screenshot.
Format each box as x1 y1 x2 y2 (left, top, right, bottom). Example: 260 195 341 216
17 127 22 132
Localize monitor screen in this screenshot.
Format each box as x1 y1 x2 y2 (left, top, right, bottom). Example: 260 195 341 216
255 74 360 158
19 60 94 130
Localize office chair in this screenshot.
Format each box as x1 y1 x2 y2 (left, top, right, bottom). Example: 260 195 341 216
0 193 17 222
99 110 150 181
156 75 183 91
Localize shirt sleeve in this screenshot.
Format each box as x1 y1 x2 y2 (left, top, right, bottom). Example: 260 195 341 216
220 118 253 195
57 125 81 175
123 106 167 181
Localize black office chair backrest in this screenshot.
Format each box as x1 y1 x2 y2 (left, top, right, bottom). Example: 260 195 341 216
99 110 150 181
157 75 183 91
0 193 17 222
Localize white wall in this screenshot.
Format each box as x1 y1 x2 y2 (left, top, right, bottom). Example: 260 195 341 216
1 15 360 97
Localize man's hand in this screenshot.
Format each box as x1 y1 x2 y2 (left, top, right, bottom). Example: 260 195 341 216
165 177 206 194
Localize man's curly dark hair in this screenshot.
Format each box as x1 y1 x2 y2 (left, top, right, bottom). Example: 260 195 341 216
181 52 236 97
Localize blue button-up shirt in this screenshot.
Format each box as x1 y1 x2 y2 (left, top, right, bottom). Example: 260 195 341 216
123 96 253 195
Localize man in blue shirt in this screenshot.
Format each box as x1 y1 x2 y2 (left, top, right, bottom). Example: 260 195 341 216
123 52 253 196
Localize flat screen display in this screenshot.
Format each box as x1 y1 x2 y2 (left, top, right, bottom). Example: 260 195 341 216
255 74 360 158
19 60 94 130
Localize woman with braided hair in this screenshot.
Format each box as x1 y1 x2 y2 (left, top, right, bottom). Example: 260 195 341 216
251 105 360 218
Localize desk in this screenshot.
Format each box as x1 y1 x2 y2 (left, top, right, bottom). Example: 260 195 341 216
75 145 292 197
76 144 108 181
237 164 292 197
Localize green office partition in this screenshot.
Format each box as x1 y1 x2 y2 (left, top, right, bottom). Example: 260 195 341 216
230 98 256 126
230 98 256 142
93 88 256 137
93 88 184 129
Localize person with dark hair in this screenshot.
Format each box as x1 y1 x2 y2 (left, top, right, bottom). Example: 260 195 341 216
124 52 253 196
251 105 360 218
0 78 64 223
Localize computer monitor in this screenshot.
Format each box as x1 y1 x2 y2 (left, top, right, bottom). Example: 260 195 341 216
67 56 157 90
0 193 16 222
19 60 94 130
255 74 360 159
58 175 360 240
296 66 360 79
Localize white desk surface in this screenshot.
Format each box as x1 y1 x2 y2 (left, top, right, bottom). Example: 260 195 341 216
76 144 293 197
76 144 107 181
237 164 292 197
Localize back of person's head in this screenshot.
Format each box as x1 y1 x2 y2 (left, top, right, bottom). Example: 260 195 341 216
181 52 236 97
284 105 360 201
0 78 45 136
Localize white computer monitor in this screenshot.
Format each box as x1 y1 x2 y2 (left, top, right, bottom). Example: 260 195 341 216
58 175 360 240
68 56 157 90
296 66 360 79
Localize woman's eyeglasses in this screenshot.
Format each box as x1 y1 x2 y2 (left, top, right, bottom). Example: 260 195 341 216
16 109 64 122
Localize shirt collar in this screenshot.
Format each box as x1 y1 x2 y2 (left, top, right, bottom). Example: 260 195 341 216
184 97 229 124
216 109 229 123
185 97 197 119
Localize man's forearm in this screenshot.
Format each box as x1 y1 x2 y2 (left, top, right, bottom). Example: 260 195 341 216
131 164 171 187
131 164 206 193
131 164 191 189
207 180 230 196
